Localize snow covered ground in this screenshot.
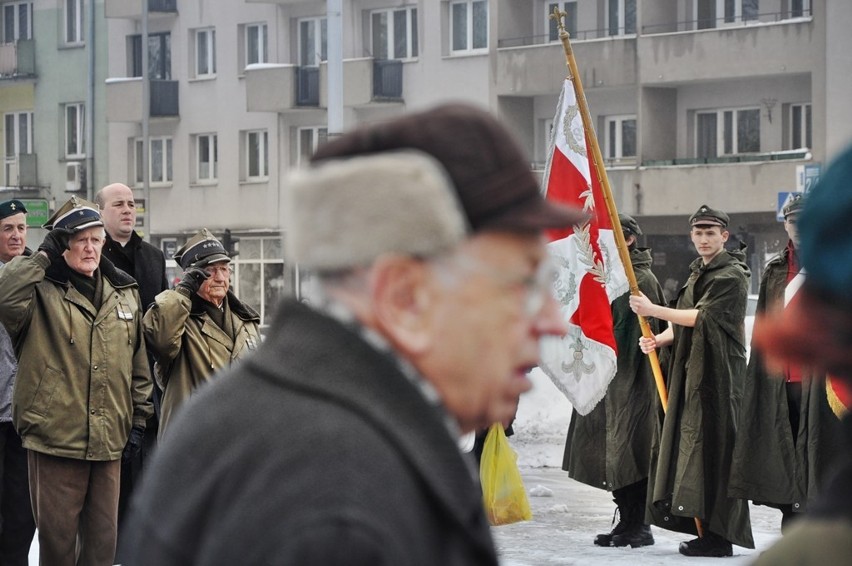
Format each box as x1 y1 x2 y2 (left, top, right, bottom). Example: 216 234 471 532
27 368 783 565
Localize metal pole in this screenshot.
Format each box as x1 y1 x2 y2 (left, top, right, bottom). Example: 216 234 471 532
326 0 343 137
85 0 95 201
141 0 150 241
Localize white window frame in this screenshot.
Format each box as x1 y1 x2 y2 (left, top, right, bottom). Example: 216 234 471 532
546 2 577 42
244 129 269 181
296 126 327 167
789 103 812 150
298 17 327 67
245 23 268 66
450 0 488 54
695 107 760 157
194 28 216 78
791 0 810 18
135 136 173 186
231 236 286 327
4 111 32 156
607 0 636 36
694 0 759 27
193 133 218 182
64 0 83 44
370 6 418 60
64 102 85 158
2 1 33 42
605 115 637 160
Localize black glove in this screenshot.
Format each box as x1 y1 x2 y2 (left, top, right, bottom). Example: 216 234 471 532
122 425 145 462
176 266 210 296
38 227 74 262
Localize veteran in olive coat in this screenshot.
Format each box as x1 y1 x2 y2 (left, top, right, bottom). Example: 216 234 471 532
0 197 152 566
143 229 260 437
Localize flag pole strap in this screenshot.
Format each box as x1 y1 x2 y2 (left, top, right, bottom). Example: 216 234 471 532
550 6 703 540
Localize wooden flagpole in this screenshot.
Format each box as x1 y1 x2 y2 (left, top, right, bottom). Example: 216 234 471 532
549 7 704 538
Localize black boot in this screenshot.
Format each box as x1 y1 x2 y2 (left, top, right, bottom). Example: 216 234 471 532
593 500 628 546
611 502 655 548
678 531 733 557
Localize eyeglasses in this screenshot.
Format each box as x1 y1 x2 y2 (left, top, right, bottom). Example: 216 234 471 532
438 253 558 317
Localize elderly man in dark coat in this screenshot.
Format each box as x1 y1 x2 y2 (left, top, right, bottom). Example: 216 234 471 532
729 193 842 530
121 104 586 565
562 213 667 548
630 205 753 557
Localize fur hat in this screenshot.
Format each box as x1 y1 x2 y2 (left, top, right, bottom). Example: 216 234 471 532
284 151 468 271
312 103 587 232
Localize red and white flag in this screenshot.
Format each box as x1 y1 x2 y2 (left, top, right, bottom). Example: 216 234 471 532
539 78 629 416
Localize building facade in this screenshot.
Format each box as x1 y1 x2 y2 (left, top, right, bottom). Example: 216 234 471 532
3 0 851 325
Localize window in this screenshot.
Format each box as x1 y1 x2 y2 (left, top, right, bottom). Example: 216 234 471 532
605 115 636 160
131 32 171 79
547 2 577 42
134 136 173 185
790 103 812 150
246 23 268 66
298 17 326 66
696 0 759 28
791 0 810 17
64 0 83 44
696 107 760 158
371 6 418 60
193 133 218 182
4 111 32 185
244 130 268 180
194 28 216 78
608 0 636 35
231 237 288 327
450 0 488 53
64 103 85 158
2 1 32 42
297 126 327 166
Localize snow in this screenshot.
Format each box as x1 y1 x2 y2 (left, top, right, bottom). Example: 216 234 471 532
27 367 784 565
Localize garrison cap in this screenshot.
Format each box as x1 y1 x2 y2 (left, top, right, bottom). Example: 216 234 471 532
44 196 103 232
173 228 231 270
618 213 643 236
689 204 729 228
0 199 27 220
782 192 805 218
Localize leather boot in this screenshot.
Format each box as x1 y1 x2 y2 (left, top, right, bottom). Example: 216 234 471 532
593 500 628 546
611 502 655 548
678 531 733 557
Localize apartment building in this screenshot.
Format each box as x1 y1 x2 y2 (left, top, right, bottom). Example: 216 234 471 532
3 0 850 324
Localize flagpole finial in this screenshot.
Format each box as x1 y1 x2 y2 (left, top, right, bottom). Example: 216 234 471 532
549 6 569 38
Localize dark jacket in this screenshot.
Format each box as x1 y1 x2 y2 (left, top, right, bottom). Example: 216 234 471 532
0 253 152 460
102 231 168 312
563 247 667 491
729 245 842 511
646 246 754 548
123 300 497 566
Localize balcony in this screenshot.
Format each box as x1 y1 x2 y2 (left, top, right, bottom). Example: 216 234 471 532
321 58 404 107
3 154 38 189
105 78 179 122
0 39 35 79
245 65 299 112
496 36 637 96
638 14 817 84
105 0 177 19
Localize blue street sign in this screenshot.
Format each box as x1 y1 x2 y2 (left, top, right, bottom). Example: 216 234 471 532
777 191 801 222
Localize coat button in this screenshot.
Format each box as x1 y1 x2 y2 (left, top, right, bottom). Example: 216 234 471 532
678 506 684 511
90 409 96 415
93 365 98 370
793 503 800 509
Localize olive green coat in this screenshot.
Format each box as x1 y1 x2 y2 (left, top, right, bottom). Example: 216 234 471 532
143 289 260 436
563 247 667 491
647 247 754 548
0 253 153 461
729 245 842 511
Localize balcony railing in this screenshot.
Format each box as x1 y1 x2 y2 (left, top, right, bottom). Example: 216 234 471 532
296 66 320 107
498 27 632 49
150 80 179 117
642 8 813 35
642 149 809 167
0 39 35 78
373 59 402 100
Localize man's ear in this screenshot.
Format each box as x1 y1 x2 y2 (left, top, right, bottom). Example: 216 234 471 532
369 255 433 356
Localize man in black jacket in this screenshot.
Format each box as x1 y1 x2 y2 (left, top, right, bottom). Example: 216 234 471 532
95 183 167 548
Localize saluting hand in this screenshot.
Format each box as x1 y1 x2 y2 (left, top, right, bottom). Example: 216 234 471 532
175 266 210 297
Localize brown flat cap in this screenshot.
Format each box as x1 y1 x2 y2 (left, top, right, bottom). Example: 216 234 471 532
312 103 586 233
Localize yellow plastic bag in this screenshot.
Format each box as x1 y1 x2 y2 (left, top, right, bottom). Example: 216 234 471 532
479 423 532 526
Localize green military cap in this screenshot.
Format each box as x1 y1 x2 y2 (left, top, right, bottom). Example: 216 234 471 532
44 196 103 231
618 213 643 236
689 204 729 228
0 199 27 220
782 192 805 218
173 228 230 270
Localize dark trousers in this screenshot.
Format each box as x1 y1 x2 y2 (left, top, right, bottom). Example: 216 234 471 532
29 451 120 566
0 423 35 565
